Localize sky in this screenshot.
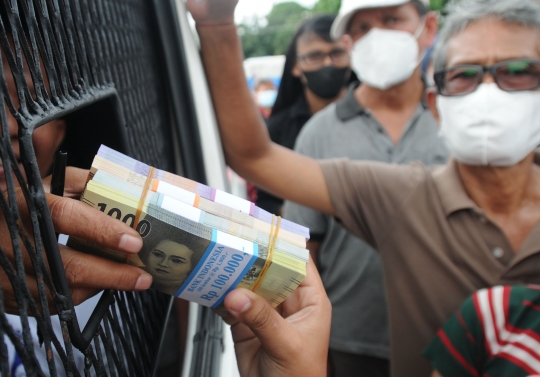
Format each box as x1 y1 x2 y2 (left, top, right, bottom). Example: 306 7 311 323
235 0 318 23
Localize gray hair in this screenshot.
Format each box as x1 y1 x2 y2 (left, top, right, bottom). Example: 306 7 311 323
433 0 540 72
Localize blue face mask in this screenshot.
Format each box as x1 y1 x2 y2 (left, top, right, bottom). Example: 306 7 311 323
256 89 278 108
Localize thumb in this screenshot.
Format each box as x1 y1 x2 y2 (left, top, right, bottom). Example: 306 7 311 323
224 288 292 353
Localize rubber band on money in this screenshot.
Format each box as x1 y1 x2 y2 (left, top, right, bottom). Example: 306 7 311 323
127 166 155 263
251 215 281 293
151 179 159 192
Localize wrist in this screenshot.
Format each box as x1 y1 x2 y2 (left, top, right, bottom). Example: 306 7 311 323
195 15 235 26
195 18 235 29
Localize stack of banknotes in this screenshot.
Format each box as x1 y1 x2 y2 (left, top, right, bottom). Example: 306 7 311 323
67 146 309 308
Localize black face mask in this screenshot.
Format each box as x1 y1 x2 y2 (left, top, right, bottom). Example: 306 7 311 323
303 66 350 99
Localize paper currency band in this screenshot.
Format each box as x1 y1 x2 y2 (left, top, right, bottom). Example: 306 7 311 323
127 166 155 264
251 215 281 293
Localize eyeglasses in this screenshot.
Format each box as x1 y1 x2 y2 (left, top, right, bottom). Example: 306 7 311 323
434 59 540 96
296 48 348 67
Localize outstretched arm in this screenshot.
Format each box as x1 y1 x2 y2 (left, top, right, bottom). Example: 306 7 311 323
187 0 335 216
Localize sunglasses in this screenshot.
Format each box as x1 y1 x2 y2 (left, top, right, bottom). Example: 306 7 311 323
434 59 540 96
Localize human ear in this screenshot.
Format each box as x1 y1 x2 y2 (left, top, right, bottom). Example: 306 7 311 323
341 34 353 52
426 88 440 125
421 12 439 49
292 61 302 78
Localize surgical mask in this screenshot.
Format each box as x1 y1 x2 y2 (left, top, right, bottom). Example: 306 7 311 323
351 21 425 90
256 90 278 108
303 66 350 99
438 83 540 166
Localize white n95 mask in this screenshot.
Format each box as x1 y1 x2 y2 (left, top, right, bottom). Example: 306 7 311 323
351 21 425 90
437 83 540 166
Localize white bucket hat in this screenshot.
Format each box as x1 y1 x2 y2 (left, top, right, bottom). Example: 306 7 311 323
330 0 430 39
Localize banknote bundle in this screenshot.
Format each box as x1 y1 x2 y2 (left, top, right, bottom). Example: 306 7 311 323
68 145 309 308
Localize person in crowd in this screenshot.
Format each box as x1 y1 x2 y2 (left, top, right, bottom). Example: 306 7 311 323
0 80 152 314
282 1 446 376
187 0 540 375
424 285 540 377
254 78 277 120
255 14 355 215
0 45 150 374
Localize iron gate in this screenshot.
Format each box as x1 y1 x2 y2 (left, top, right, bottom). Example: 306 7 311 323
0 0 211 375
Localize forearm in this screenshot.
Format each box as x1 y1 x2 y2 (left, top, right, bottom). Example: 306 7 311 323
196 23 272 171
194 15 335 216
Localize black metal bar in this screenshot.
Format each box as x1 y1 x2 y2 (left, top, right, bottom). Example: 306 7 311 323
151 296 175 377
0 0 193 375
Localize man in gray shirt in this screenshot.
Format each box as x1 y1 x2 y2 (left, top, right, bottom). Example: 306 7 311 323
284 1 448 376
284 83 449 376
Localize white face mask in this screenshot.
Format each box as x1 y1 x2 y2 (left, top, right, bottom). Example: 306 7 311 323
351 21 425 90
438 83 540 166
256 89 277 108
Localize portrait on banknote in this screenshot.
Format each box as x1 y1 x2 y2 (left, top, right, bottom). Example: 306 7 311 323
139 214 210 295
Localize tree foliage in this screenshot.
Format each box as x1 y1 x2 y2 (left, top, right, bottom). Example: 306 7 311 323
313 0 341 14
430 0 452 13
239 2 311 59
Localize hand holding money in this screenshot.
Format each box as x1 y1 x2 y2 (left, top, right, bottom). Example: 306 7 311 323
69 146 309 308
221 259 330 377
0 167 152 314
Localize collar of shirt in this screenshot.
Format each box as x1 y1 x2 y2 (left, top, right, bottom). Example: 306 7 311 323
433 154 540 217
335 81 428 122
432 155 540 273
432 160 478 217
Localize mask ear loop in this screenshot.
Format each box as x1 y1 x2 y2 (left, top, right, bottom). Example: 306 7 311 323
413 16 426 39
414 17 427 68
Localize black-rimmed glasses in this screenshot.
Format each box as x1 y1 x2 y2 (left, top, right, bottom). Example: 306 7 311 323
434 59 540 96
296 48 348 67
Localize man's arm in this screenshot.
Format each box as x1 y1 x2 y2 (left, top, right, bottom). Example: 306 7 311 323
188 0 335 216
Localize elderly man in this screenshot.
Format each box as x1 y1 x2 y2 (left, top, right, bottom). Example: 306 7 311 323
187 0 540 375
283 0 447 375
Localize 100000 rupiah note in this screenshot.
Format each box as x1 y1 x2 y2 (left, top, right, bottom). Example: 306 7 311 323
70 170 307 307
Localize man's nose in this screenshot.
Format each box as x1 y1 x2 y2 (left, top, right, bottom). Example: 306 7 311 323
481 71 496 85
322 54 333 66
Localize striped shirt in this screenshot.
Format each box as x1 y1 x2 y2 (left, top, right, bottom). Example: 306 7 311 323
424 285 540 377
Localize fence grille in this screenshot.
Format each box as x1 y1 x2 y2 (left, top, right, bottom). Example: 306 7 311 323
0 0 184 375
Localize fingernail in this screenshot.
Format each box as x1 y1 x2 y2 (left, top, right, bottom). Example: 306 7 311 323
135 274 153 290
229 293 251 313
119 234 143 253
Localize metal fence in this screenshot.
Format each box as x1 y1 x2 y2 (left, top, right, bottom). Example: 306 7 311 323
0 0 202 375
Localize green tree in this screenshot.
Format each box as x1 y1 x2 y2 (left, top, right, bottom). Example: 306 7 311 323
267 2 311 55
238 18 274 58
430 0 452 12
313 0 341 14
239 2 311 58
